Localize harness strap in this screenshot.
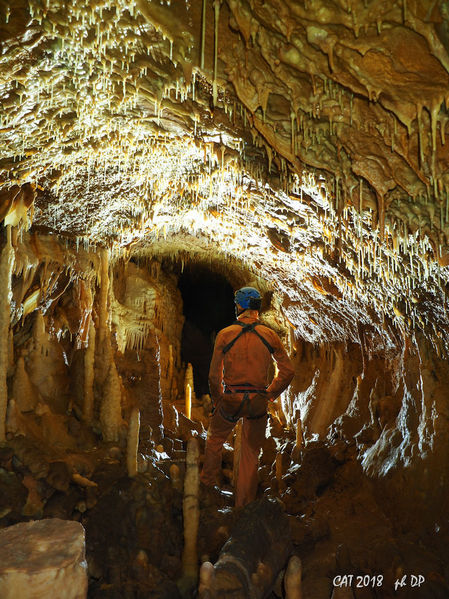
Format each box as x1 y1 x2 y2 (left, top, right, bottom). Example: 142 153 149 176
220 388 268 423
219 405 267 423
224 387 267 394
247 411 267 420
222 321 274 355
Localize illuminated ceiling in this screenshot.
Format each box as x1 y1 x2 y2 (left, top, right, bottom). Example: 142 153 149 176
1 0 449 346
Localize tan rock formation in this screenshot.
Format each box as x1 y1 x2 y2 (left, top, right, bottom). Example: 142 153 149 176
0 1 448 597
0 227 14 441
0 519 87 599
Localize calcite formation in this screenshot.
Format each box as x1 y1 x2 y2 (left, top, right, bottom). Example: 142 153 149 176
0 0 448 343
0 0 449 598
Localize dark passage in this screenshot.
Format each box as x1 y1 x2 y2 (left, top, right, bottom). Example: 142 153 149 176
178 265 235 396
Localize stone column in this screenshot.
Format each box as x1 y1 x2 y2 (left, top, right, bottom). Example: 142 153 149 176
0 226 14 441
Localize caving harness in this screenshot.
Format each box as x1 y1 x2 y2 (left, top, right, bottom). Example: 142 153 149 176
222 321 275 355
218 321 275 423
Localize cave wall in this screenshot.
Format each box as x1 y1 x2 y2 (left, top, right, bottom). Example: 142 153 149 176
1 1 449 593
287 330 449 545
111 258 185 435
4 232 186 450
2 227 449 556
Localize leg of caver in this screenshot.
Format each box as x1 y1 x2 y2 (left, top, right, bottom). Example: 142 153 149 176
201 409 234 486
235 413 268 507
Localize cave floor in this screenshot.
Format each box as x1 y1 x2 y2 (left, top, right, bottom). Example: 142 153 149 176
0 416 448 599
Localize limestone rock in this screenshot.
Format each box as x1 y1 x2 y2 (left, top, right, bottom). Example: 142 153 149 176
0 518 87 599
12 357 37 413
0 468 27 520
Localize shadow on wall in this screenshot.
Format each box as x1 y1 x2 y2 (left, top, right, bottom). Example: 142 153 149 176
178 265 235 396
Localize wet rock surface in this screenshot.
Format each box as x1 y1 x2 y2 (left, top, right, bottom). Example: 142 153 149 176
263 438 449 599
0 427 232 598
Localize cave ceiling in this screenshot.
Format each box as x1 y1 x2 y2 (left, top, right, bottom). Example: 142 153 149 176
1 0 449 347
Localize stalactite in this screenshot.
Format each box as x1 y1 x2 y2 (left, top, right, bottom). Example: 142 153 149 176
0 227 14 442
212 0 221 107
359 178 363 214
182 437 200 587
378 193 385 242
430 102 440 155
83 320 96 423
127 407 140 477
200 0 206 70
417 104 424 169
232 419 242 488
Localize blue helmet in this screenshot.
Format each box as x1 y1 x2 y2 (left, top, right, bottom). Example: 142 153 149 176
234 287 261 310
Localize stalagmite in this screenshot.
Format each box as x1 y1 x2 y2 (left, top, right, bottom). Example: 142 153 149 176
198 561 215 598
83 320 96 423
98 248 110 348
185 384 192 419
331 586 355 598
232 419 242 487
0 226 14 442
169 463 182 492
184 362 194 417
12 356 36 413
6 399 22 436
127 407 140 478
284 555 303 599
100 362 123 442
181 436 200 589
168 343 173 389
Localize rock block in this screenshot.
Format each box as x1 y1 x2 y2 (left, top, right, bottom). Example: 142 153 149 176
199 497 292 599
0 518 87 599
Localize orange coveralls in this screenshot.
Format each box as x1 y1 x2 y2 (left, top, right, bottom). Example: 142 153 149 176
201 314 294 507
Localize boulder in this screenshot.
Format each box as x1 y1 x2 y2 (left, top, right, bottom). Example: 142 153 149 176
0 518 87 599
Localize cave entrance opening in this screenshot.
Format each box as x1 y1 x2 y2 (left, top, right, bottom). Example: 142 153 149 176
178 264 235 397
